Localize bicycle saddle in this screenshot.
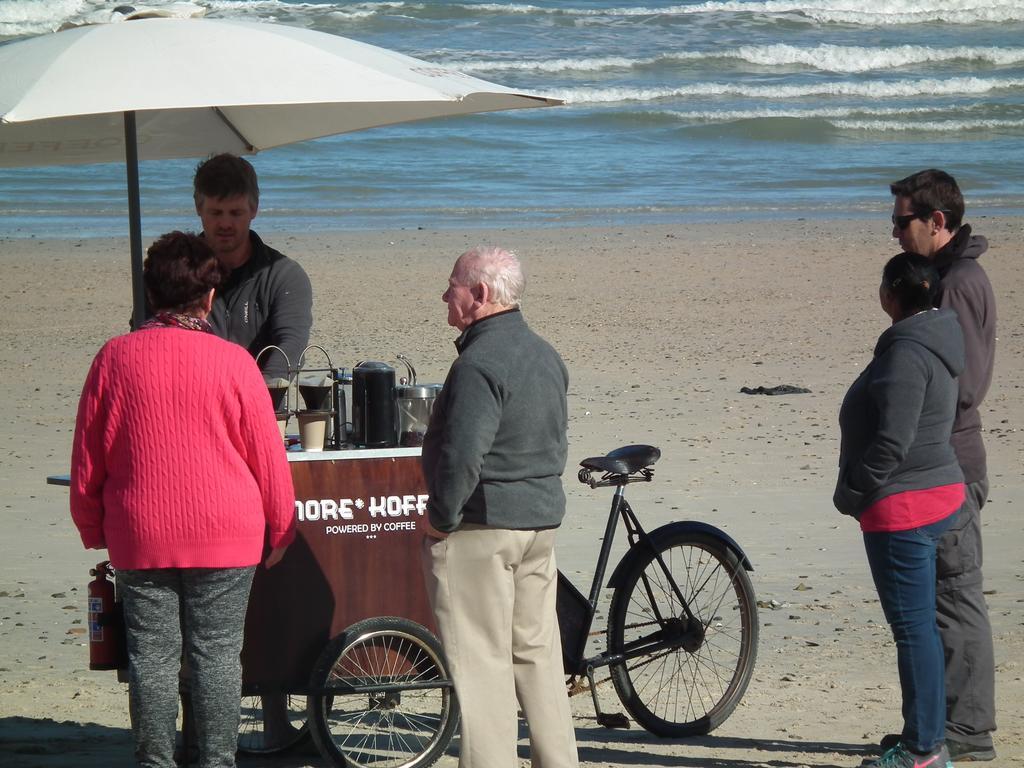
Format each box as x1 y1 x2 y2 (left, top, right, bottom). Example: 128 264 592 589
579 445 661 474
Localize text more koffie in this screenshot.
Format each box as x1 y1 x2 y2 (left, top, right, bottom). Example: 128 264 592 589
296 494 429 524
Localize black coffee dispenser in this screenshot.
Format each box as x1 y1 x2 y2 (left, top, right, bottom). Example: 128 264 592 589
351 361 396 447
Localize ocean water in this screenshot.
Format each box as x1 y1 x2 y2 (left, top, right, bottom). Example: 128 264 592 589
0 0 1022 237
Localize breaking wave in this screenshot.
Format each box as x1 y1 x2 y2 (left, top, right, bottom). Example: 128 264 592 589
359 0 1024 26
452 44 1024 75
7 0 1023 38
553 77 1024 104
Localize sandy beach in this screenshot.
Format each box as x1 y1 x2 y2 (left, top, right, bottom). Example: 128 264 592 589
0 218 1020 767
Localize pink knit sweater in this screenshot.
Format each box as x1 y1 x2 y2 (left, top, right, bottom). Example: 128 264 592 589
70 326 296 569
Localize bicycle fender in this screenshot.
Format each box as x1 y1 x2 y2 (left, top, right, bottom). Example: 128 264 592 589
606 521 754 591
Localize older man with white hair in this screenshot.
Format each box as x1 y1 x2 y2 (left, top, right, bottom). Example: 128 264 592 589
421 246 578 768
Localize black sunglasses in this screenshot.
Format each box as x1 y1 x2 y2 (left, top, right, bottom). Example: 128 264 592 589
892 209 951 231
891 213 919 230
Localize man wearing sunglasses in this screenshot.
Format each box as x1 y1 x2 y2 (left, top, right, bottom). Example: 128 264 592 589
882 169 998 762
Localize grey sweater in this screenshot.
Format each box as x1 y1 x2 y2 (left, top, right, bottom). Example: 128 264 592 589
421 309 569 532
834 308 965 518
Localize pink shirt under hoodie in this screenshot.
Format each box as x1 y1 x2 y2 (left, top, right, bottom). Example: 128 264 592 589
70 326 296 569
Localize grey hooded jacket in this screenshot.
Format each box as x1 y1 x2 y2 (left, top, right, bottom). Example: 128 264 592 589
931 225 996 485
834 308 965 518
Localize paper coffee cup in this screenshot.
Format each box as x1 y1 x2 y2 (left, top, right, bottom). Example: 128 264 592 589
297 411 329 452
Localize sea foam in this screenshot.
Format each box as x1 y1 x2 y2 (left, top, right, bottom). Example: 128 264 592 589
728 44 1024 73
448 0 1024 26
0 0 105 36
8 0 1021 37
452 45 1024 75
660 103 992 122
653 104 1024 133
554 77 1024 104
832 118 1024 132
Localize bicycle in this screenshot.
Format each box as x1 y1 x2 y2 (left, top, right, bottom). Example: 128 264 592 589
558 444 759 737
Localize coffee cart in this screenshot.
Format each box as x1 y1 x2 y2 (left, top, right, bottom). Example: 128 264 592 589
235 351 457 768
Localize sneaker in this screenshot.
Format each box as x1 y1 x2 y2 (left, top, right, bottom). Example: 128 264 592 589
879 734 997 762
860 742 953 768
947 739 996 762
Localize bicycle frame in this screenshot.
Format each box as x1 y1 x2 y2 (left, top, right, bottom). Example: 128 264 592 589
560 475 700 721
588 485 698 640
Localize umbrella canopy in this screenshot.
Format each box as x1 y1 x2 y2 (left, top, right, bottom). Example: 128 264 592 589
0 17 560 167
0 18 561 323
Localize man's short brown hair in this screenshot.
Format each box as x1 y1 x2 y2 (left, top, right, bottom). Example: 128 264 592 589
193 153 259 208
890 168 964 232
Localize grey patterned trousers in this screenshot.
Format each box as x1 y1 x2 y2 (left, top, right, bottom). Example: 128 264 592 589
117 566 256 768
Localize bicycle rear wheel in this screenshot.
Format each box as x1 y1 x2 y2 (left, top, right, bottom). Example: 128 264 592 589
607 530 758 736
307 616 458 768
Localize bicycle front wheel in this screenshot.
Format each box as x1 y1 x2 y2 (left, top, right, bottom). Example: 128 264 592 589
607 530 758 737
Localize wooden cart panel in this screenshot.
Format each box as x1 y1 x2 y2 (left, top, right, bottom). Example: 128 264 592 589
242 451 437 691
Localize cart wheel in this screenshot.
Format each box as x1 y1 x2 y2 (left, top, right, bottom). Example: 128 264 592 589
308 617 459 768
237 693 310 754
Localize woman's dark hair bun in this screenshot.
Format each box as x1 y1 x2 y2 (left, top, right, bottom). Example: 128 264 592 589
882 252 940 315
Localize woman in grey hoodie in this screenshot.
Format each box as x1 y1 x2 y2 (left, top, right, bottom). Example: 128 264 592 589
835 253 964 768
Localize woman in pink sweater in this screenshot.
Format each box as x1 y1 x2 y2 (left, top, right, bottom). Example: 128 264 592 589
70 231 295 768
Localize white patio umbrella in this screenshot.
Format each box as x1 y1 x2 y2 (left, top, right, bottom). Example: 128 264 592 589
0 18 561 324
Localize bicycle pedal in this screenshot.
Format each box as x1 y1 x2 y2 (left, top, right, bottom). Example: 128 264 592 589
596 712 631 729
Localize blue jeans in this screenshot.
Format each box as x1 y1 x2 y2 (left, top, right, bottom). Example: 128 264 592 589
863 513 955 754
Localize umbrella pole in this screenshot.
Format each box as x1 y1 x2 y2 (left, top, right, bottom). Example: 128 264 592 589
124 111 146 328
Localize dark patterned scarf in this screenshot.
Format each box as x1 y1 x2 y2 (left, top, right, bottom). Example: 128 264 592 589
138 312 214 334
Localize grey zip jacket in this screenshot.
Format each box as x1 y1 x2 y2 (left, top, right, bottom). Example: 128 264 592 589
421 309 569 532
834 308 965 518
207 231 313 380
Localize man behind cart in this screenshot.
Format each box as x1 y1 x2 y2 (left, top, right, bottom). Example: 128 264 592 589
420 246 579 768
193 153 313 379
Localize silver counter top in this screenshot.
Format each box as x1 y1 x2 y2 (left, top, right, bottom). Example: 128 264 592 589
286 446 422 462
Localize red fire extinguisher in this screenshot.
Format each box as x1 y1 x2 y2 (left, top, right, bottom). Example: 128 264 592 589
87 561 124 671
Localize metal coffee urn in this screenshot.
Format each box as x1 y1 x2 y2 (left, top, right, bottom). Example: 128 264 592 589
394 355 442 447
351 361 396 448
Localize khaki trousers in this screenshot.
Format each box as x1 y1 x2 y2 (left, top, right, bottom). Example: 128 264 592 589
422 525 579 768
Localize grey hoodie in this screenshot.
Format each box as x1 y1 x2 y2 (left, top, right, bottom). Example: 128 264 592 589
931 226 996 485
834 308 965 518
